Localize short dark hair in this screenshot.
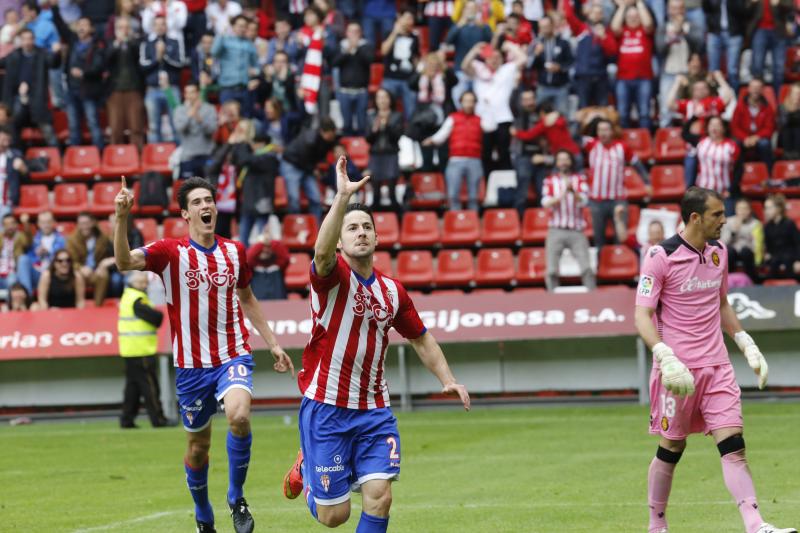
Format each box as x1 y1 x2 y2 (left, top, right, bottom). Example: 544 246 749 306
344 203 375 227
536 101 555 114
680 186 723 223
2 213 15 222
178 177 216 211
459 90 476 103
23 1 40 15
18 28 34 38
319 117 337 133
202 30 216 39
555 149 574 170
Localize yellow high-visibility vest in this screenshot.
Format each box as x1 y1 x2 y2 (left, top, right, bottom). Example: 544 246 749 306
118 287 159 357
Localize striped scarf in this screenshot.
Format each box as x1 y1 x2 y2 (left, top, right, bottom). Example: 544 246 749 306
301 27 324 115
417 73 446 105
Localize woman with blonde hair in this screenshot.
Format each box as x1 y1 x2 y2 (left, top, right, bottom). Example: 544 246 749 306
778 83 800 159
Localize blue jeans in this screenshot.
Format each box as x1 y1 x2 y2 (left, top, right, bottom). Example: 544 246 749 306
537 85 570 117
659 73 678 127
220 87 254 118
684 153 698 188
445 158 483 211
616 78 652 129
336 90 369 136
65 89 103 148
707 31 743 94
575 75 610 109
362 15 394 49
513 153 536 216
145 87 178 143
685 7 706 36
14 254 37 295
751 29 789 95
428 17 452 52
238 213 269 246
646 0 666 27
280 159 322 222
49 68 65 108
381 77 416 121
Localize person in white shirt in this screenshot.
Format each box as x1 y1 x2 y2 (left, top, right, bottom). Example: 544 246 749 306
141 0 188 42
206 0 242 37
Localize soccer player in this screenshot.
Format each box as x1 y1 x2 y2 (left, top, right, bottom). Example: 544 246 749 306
282 157 470 532
113 176 295 533
635 187 796 533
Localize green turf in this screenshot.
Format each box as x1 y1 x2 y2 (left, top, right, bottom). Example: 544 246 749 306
1 402 799 532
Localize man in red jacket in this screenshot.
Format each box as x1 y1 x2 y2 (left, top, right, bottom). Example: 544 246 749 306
731 78 775 171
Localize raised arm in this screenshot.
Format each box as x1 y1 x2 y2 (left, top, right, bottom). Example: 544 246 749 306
236 285 294 375
610 2 626 35
460 42 484 76
313 157 370 276
113 176 146 271
408 331 470 410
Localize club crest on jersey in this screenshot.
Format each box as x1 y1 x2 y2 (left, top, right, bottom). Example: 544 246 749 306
711 251 720 267
185 267 235 291
661 416 669 431
352 291 392 323
320 474 330 492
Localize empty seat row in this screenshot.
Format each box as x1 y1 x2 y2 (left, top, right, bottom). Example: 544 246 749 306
26 143 175 182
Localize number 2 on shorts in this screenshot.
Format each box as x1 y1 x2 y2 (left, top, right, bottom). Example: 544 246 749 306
386 436 400 459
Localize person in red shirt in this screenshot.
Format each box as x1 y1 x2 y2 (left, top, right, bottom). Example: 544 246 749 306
747 0 794 96
510 102 583 165
246 228 290 300
731 78 776 172
501 13 533 45
666 71 733 124
610 0 655 129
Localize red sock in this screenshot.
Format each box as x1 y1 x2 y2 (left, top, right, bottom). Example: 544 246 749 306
721 450 764 533
648 457 676 533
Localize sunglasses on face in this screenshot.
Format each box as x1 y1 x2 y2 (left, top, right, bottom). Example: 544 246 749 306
55 258 70 264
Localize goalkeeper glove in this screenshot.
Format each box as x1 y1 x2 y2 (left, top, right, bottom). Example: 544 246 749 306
734 331 768 389
653 342 695 396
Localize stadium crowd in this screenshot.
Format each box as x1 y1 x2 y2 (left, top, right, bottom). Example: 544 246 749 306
0 0 799 310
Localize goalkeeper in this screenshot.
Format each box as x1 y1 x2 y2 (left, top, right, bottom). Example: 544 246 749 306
634 187 796 533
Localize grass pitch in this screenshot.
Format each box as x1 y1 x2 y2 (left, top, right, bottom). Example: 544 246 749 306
2 402 799 533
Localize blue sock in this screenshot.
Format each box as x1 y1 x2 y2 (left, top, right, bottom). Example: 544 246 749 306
226 431 252 504
355 511 389 533
301 461 318 520
185 460 214 525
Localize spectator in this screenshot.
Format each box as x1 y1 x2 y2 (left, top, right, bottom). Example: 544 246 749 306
666 72 733 124
585 118 652 249
778 83 800 160
233 130 280 245
446 1 492 106
214 99 240 145
511 89 547 214
0 126 26 219
563 0 617 109
529 15 573 117
501 13 533 46
142 0 187 42
259 97 291 150
731 78 775 172
265 17 302 68
66 212 116 307
323 142 363 202
763 193 800 278
452 0 505 31
365 88 404 211
424 0 454 52
0 213 31 292
183 0 207 50
246 16 268 67
510 0 544 31
206 119 255 237
20 1 62 107
173 83 217 179
104 0 142 41
423 91 488 211
212 14 258 117
683 116 741 212
721 197 763 282
511 102 583 171
257 50 300 119
462 40 526 173
37 249 85 309
247 227 290 300
296 6 326 118
1 9 20 59
0 28 59 147
52 9 106 148
703 0 748 94
1 282 38 311
206 0 242 36
410 50 457 170
80 0 114 28
190 31 218 97
141 15 184 143
656 0 704 127
610 0 655 129
362 0 396 49
747 0 793 96
16 210 65 294
542 150 595 291
280 117 338 221
332 22 373 136
105 16 145 149
380 10 419 120
625 218 666 261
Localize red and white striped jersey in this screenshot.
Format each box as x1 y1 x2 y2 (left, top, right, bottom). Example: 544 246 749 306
586 138 635 200
542 173 590 231
424 0 454 17
299 255 426 410
140 237 253 368
676 96 726 120
696 137 740 193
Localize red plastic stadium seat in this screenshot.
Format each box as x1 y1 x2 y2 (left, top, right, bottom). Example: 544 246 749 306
622 128 654 162
516 247 546 285
141 143 176 175
168 186 181 214
459 176 486 206
101 144 141 178
134 217 159 244
90 182 119 217
763 278 798 286
373 211 399 250
284 253 311 290
597 245 639 282
163 217 189 239
786 47 800 82
400 211 440 248
373 251 393 276
395 250 434 288
650 165 686 201
653 128 687 163
409 172 446 208
52 183 89 217
13 185 50 217
521 208 549 245
623 166 648 201
741 162 769 196
62 146 101 180
434 249 474 288
442 210 480 247
274 176 288 210
480 209 520 246
368 63 384 94
772 160 800 181
55 220 75 235
475 248 515 286
282 214 319 251
340 137 370 169
25 147 62 182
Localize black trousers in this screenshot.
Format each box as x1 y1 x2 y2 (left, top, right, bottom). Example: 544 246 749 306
121 356 167 427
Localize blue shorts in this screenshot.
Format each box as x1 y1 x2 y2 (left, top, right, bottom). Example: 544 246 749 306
176 355 254 432
298 397 401 506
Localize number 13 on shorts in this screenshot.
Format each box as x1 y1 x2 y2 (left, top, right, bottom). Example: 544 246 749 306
660 394 676 430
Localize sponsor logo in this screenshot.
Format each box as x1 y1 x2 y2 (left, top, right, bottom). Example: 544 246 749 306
352 291 392 324
679 276 722 292
315 464 345 473
661 416 669 431
181 399 204 412
334 455 342 465
727 293 776 320
711 251 720 267
185 267 236 292
638 275 654 297
320 474 330 492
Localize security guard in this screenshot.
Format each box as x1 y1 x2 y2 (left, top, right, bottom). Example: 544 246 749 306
118 271 169 428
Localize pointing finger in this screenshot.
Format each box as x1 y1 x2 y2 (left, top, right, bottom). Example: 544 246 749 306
121 175 127 190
